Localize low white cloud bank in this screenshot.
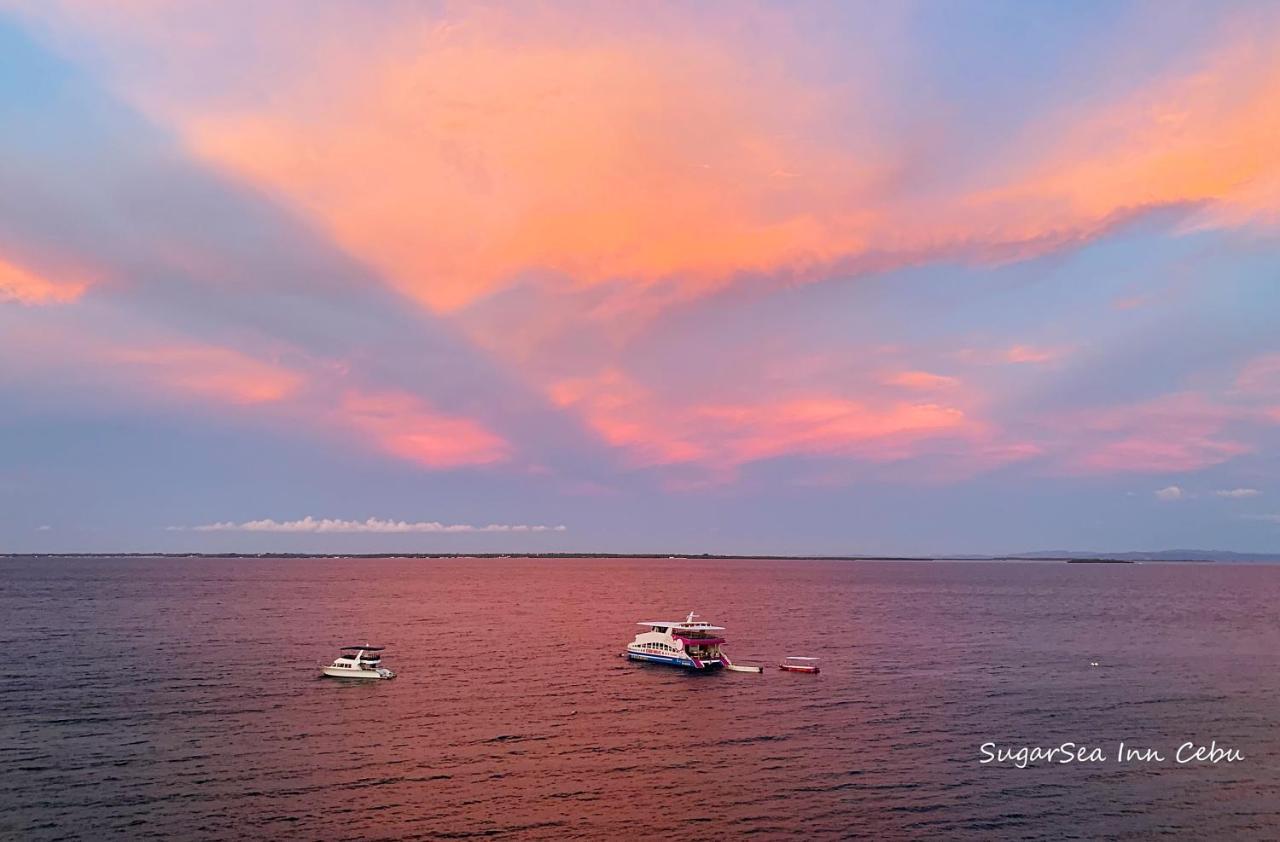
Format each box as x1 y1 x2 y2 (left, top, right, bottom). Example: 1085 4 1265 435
1154 485 1185 501
1215 488 1261 498
170 517 567 533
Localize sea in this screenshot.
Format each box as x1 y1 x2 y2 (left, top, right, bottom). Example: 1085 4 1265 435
2 556 1278 840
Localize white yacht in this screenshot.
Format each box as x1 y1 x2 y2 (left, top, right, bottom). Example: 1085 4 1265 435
625 611 732 670
322 646 396 680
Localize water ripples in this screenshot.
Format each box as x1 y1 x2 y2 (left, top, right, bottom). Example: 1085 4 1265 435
2 557 1279 839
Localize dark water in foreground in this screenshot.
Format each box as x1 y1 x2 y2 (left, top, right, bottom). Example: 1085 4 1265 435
2 557 1279 840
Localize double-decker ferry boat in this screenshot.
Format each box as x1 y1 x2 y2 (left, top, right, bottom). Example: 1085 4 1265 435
625 611 732 670
321 645 396 680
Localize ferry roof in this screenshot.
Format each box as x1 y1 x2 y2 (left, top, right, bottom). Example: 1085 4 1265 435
340 646 385 651
674 635 726 646
637 621 726 631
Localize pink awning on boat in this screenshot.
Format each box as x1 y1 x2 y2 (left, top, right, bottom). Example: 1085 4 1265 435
675 636 725 646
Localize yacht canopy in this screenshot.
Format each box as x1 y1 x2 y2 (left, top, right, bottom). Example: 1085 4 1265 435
637 622 726 631
341 646 385 651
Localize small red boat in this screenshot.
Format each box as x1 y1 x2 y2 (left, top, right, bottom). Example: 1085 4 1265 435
779 656 820 673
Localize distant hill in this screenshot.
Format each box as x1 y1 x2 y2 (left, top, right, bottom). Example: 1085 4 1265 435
1004 549 1280 563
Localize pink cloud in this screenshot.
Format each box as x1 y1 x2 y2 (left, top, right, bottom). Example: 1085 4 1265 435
550 368 997 476
1005 345 1068 364
1057 393 1252 474
108 345 302 405
948 345 1072 366
550 371 709 467
1081 437 1250 474
0 256 87 305
699 398 972 465
884 370 959 390
1111 295 1149 311
4 314 509 471
337 389 510 469
1235 353 1280 397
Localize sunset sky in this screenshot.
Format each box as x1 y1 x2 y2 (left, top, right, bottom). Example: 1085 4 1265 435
3 1 1279 554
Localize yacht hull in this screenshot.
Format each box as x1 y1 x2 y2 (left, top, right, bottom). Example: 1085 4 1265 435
321 667 395 680
625 650 724 670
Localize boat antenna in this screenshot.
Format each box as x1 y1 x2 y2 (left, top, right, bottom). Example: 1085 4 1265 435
686 610 696 623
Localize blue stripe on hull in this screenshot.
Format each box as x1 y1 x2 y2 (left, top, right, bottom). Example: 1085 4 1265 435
626 651 724 670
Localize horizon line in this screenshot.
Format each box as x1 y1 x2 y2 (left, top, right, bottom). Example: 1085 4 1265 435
4 551 1279 562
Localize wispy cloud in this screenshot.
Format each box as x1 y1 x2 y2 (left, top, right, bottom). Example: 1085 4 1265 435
170 517 567 533
1215 488 1261 498
1154 485 1185 501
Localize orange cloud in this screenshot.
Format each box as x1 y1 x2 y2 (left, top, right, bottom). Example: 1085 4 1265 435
107 344 303 405
179 27 885 313
974 18 1280 237
0 256 86 305
11 3 1280 330
337 389 509 469
9 3 1280 493
202 10 1280 318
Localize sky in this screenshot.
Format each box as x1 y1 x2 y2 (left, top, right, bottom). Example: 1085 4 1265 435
2 0 1279 555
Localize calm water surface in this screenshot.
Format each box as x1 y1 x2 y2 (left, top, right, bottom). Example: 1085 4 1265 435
2 557 1278 839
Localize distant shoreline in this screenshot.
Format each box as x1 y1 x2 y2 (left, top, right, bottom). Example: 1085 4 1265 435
3 552 1275 563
